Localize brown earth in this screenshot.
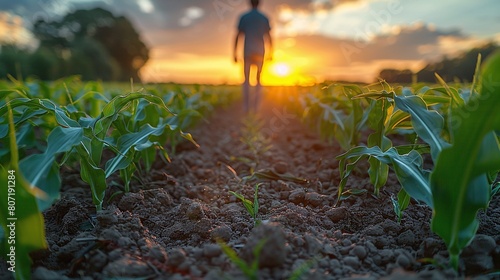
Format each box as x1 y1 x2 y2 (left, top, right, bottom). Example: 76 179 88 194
2 90 499 279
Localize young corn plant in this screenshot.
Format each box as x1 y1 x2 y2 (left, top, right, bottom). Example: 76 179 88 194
236 115 271 174
230 183 262 226
0 80 238 279
430 52 500 269
337 52 500 270
0 101 47 280
335 83 427 205
301 84 369 150
235 114 307 185
218 239 266 280
0 80 198 211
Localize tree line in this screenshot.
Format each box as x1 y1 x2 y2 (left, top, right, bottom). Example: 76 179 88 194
0 8 149 82
377 42 498 84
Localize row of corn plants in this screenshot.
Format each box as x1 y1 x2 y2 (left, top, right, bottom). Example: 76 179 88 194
293 52 500 270
0 77 238 279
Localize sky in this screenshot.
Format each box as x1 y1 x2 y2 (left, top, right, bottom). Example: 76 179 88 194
0 0 499 85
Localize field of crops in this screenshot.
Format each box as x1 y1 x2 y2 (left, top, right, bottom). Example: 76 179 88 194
1 52 499 279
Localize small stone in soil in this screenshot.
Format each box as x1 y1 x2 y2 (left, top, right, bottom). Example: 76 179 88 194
325 207 347 222
147 245 167 263
203 243 222 258
463 234 496 255
33 267 69 280
463 254 494 274
103 258 153 277
186 202 205 220
396 254 411 269
100 228 122 240
117 193 143 212
305 234 322 255
397 230 415 245
351 245 368 260
210 225 232 242
167 248 187 267
273 161 288 174
288 189 305 205
242 223 286 268
305 192 325 207
343 255 360 269
96 207 119 227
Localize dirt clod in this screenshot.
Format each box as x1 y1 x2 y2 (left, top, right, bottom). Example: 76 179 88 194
242 223 286 268
273 161 288 174
351 245 368 260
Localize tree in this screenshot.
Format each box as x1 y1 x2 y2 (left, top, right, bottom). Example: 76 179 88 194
416 43 498 83
28 47 61 80
378 43 499 84
0 45 29 80
378 69 413 83
32 8 149 81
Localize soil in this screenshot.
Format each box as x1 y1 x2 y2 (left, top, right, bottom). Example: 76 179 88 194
2 91 500 279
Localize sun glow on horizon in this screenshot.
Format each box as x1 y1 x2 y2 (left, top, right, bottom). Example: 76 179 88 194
272 62 291 77
261 50 315 86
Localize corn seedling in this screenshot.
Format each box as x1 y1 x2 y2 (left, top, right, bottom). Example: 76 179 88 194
301 84 369 151
0 101 47 280
0 80 238 278
336 52 500 269
238 115 271 174
218 239 266 280
230 183 262 226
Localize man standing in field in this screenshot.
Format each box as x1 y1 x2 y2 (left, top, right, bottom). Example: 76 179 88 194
233 0 273 113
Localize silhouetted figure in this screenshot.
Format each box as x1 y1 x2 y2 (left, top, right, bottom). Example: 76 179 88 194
233 0 273 113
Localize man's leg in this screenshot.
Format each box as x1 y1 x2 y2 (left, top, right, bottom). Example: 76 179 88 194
254 59 264 112
243 57 251 113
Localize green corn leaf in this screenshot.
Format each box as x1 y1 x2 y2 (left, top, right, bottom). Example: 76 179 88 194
243 169 307 184
336 152 366 206
394 144 430 155
119 162 137 193
434 74 464 107
391 188 410 223
19 126 83 211
394 95 451 161
419 93 450 106
77 144 107 211
319 103 345 131
397 188 411 212
140 145 158 171
430 51 500 270
229 191 255 217
367 99 392 195
337 146 433 207
0 101 47 280
338 188 368 202
179 131 200 148
253 183 261 219
89 92 173 166
385 110 411 134
0 98 80 128
95 92 172 136
351 90 393 100
104 124 170 177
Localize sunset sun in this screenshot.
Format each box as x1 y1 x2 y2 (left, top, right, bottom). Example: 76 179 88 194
272 62 291 77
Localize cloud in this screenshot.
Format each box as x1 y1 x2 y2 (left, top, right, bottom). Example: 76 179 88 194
0 11 36 47
351 23 467 62
1 0 496 83
271 23 485 82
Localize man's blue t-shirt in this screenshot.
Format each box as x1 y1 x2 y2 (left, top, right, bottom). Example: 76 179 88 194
237 9 271 58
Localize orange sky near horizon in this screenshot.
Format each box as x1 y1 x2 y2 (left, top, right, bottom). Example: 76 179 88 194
135 0 499 86
1 0 500 85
